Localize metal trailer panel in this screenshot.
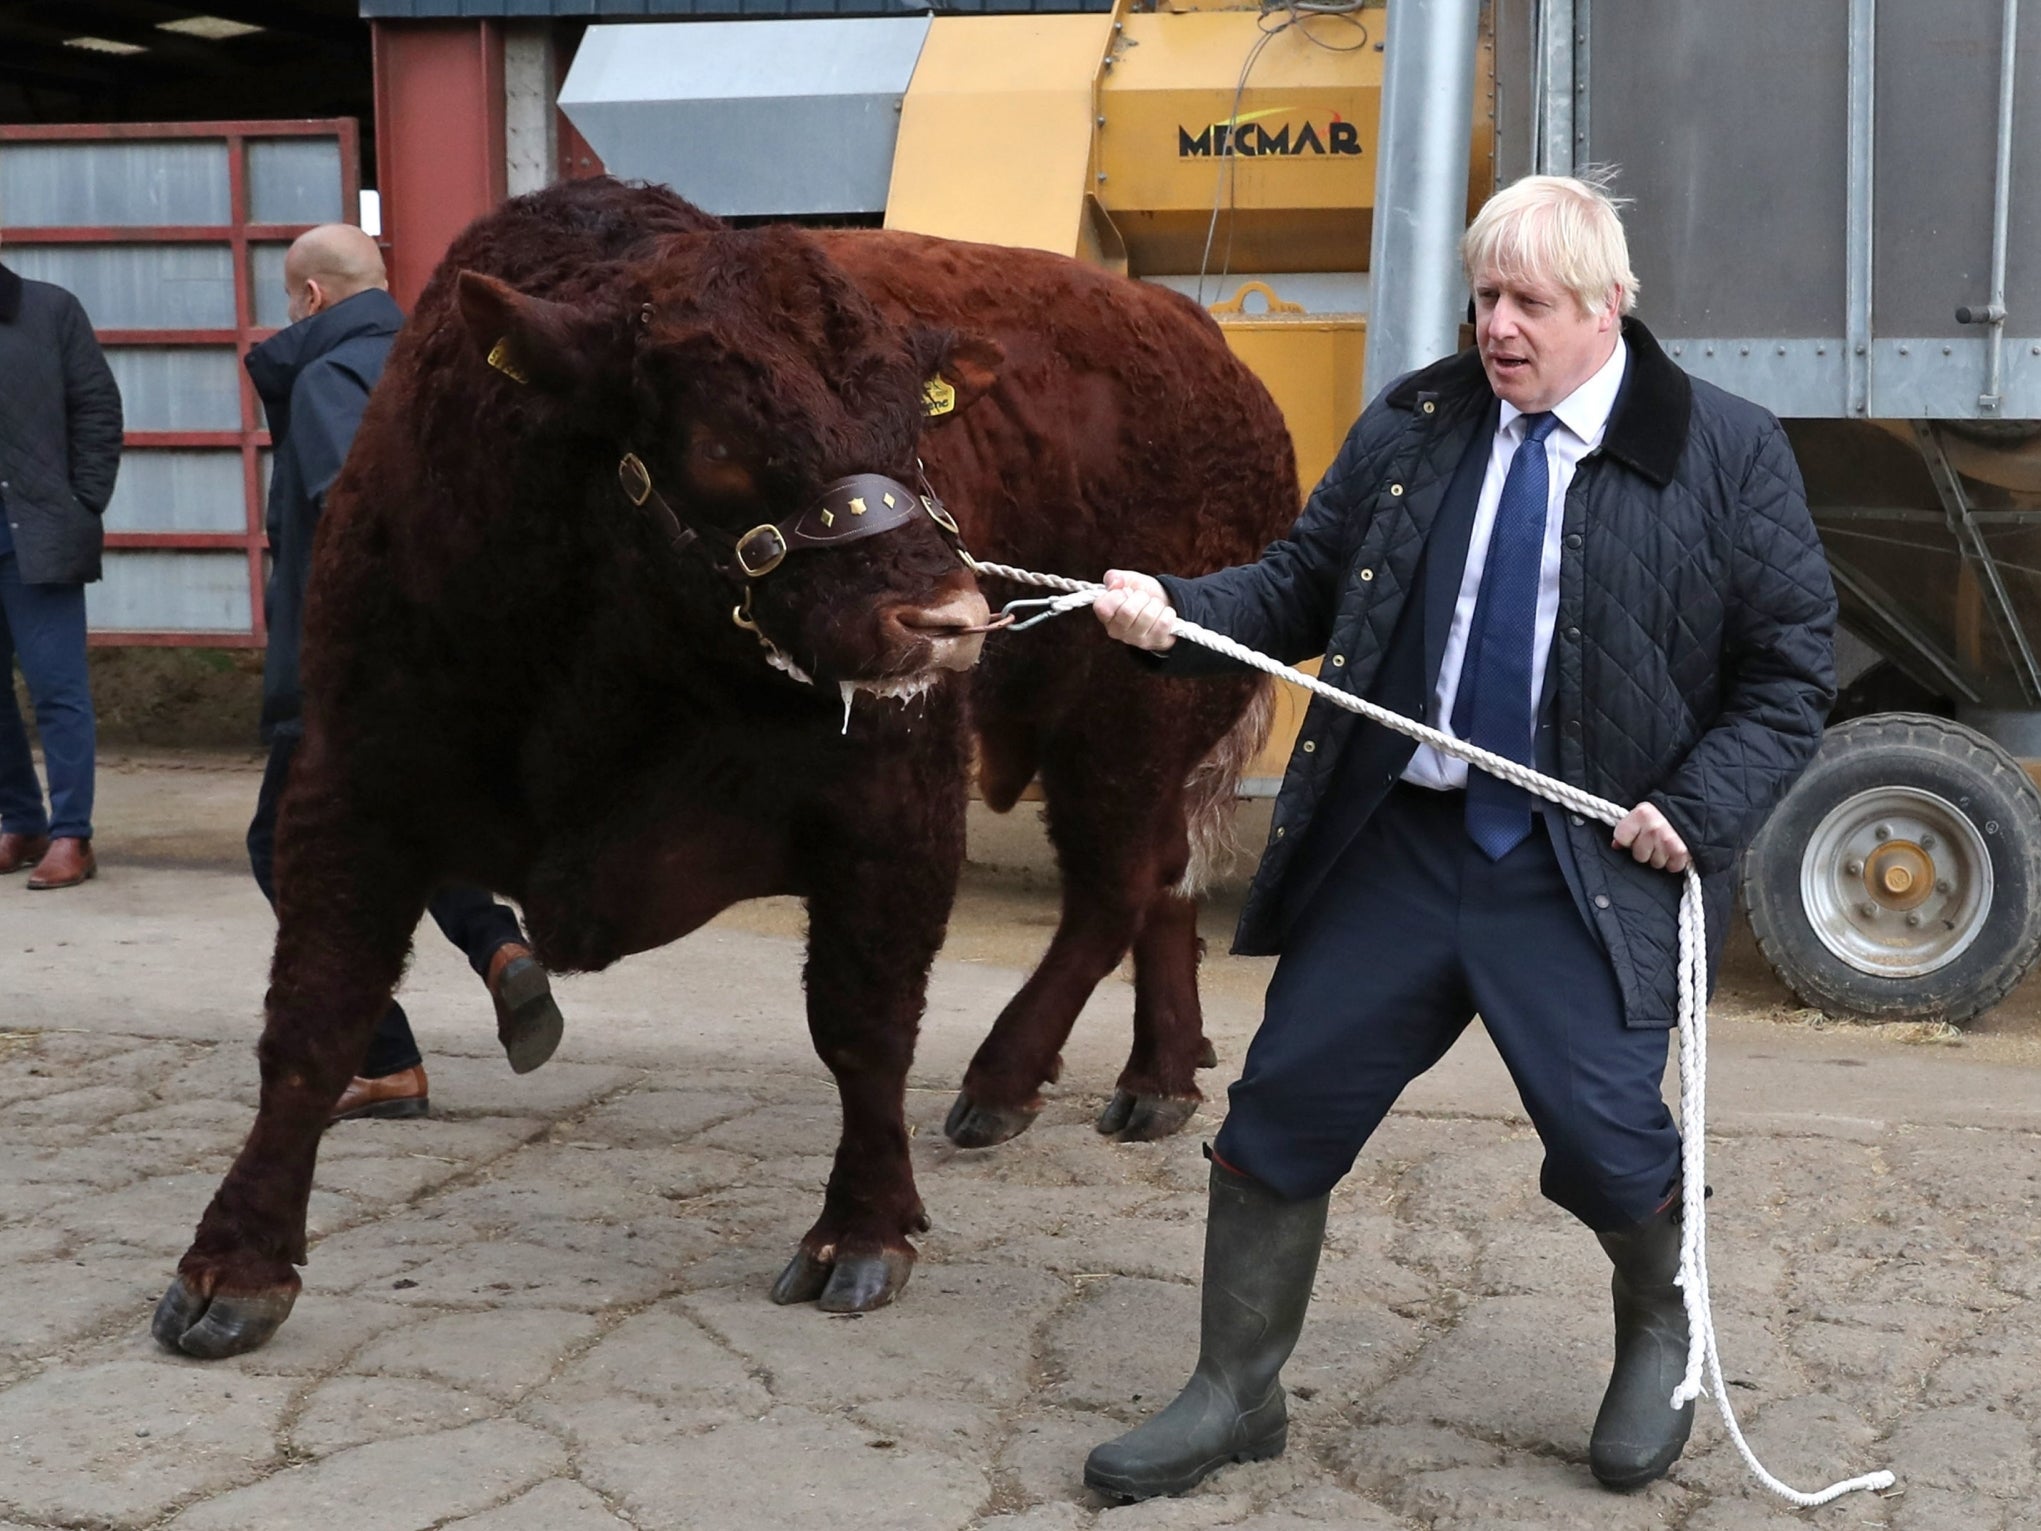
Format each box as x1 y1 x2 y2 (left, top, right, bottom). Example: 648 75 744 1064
1574 0 2040 421
1873 0 2041 340
1491 0 1536 185
1588 0 1851 343
559 18 932 217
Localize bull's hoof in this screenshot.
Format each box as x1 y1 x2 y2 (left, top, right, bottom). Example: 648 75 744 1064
943 1090 1041 1148
1198 1037 1220 1069
151 1274 299 1359
769 1245 915 1312
1096 1089 1201 1141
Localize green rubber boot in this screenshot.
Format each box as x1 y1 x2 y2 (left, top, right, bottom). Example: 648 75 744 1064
1590 1201 1695 1489
1083 1160 1329 1502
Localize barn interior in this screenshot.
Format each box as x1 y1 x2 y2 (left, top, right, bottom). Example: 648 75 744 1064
0 3 376 176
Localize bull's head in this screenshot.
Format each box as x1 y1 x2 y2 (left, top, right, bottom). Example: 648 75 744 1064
454 227 1002 698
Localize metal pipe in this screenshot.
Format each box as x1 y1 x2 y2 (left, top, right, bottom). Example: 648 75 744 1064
1980 0 2020 412
1363 0 1483 402
1573 0 1591 166
1535 0 1575 176
1845 0 1876 418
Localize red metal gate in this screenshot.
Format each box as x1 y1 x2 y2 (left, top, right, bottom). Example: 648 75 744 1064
0 119 361 646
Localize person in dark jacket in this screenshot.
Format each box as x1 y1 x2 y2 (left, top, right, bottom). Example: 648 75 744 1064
0 249 123 890
246 224 566 1122
1082 176 1837 1499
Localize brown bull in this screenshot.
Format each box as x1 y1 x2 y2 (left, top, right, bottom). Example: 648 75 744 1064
154 178 1296 1357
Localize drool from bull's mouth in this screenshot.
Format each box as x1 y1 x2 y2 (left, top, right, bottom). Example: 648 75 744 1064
764 649 943 735
838 674 943 733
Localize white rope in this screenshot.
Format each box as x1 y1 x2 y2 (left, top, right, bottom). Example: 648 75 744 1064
972 558 1896 1508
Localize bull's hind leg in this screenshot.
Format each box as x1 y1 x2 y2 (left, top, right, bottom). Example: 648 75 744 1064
948 664 1257 1149
1095 884 1221 1141
1096 675 1264 1138
945 735 1199 1147
155 758 429 1359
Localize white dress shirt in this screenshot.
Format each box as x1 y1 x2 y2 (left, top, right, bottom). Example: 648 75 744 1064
1401 337 1629 789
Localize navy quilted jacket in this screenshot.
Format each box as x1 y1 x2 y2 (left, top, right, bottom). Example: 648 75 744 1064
1157 318 1837 1028
0 263 124 585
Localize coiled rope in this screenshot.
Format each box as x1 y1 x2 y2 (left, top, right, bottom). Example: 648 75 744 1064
970 557 1896 1508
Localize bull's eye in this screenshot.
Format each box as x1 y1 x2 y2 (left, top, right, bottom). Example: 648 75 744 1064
683 422 761 504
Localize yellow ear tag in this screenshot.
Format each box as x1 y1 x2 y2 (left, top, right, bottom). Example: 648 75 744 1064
487 338 529 385
922 375 957 417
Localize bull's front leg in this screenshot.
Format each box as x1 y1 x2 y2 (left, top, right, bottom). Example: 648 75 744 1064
154 742 430 1358
769 769 964 1314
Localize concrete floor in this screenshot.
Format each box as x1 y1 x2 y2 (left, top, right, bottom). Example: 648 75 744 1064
0 753 2033 1529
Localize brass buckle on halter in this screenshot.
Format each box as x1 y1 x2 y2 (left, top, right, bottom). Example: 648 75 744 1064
734 523 790 578
618 453 653 507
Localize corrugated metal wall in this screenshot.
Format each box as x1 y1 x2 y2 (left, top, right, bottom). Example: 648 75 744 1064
0 123 359 644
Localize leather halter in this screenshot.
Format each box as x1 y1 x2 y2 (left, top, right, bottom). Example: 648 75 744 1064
616 453 966 582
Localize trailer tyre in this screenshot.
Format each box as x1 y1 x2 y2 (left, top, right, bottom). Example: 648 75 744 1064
1742 712 2041 1024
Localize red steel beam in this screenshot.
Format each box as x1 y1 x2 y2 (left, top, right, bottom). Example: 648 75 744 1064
3 225 328 243
125 432 266 449
105 534 256 551
96 330 269 346
0 120 346 141
372 19 506 312
88 632 264 649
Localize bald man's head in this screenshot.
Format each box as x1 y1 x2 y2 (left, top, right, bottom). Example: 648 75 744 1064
283 223 388 324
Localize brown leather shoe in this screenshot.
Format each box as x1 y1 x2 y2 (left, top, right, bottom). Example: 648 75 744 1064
330 1064 429 1122
26 837 95 890
486 942 564 1075
0 832 51 875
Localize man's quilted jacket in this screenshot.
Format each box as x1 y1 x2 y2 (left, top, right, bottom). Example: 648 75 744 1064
1155 317 1838 1029
0 262 123 585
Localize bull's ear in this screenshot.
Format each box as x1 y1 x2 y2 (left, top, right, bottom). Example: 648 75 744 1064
923 333 1003 423
455 269 625 394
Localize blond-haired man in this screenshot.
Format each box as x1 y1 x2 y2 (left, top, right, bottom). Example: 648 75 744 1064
1084 175 1837 1497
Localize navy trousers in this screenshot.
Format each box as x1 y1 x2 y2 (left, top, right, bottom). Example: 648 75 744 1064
1214 782 1682 1232
0 550 95 842
249 730 525 1079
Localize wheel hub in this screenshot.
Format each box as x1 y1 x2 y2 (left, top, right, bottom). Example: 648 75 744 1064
1863 841 1933 910
1801 786 1993 978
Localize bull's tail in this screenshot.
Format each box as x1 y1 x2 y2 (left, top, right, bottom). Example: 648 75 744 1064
1176 676 1277 898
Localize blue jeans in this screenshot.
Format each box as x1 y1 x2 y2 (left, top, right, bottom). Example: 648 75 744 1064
0 551 95 841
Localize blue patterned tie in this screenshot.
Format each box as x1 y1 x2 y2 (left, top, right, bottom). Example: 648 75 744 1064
1456 411 1560 859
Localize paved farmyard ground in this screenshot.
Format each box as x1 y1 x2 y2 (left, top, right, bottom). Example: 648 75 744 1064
0 754 2035 1530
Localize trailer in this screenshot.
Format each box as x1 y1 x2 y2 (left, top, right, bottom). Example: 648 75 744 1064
554 0 2041 1025
1501 0 2041 1024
